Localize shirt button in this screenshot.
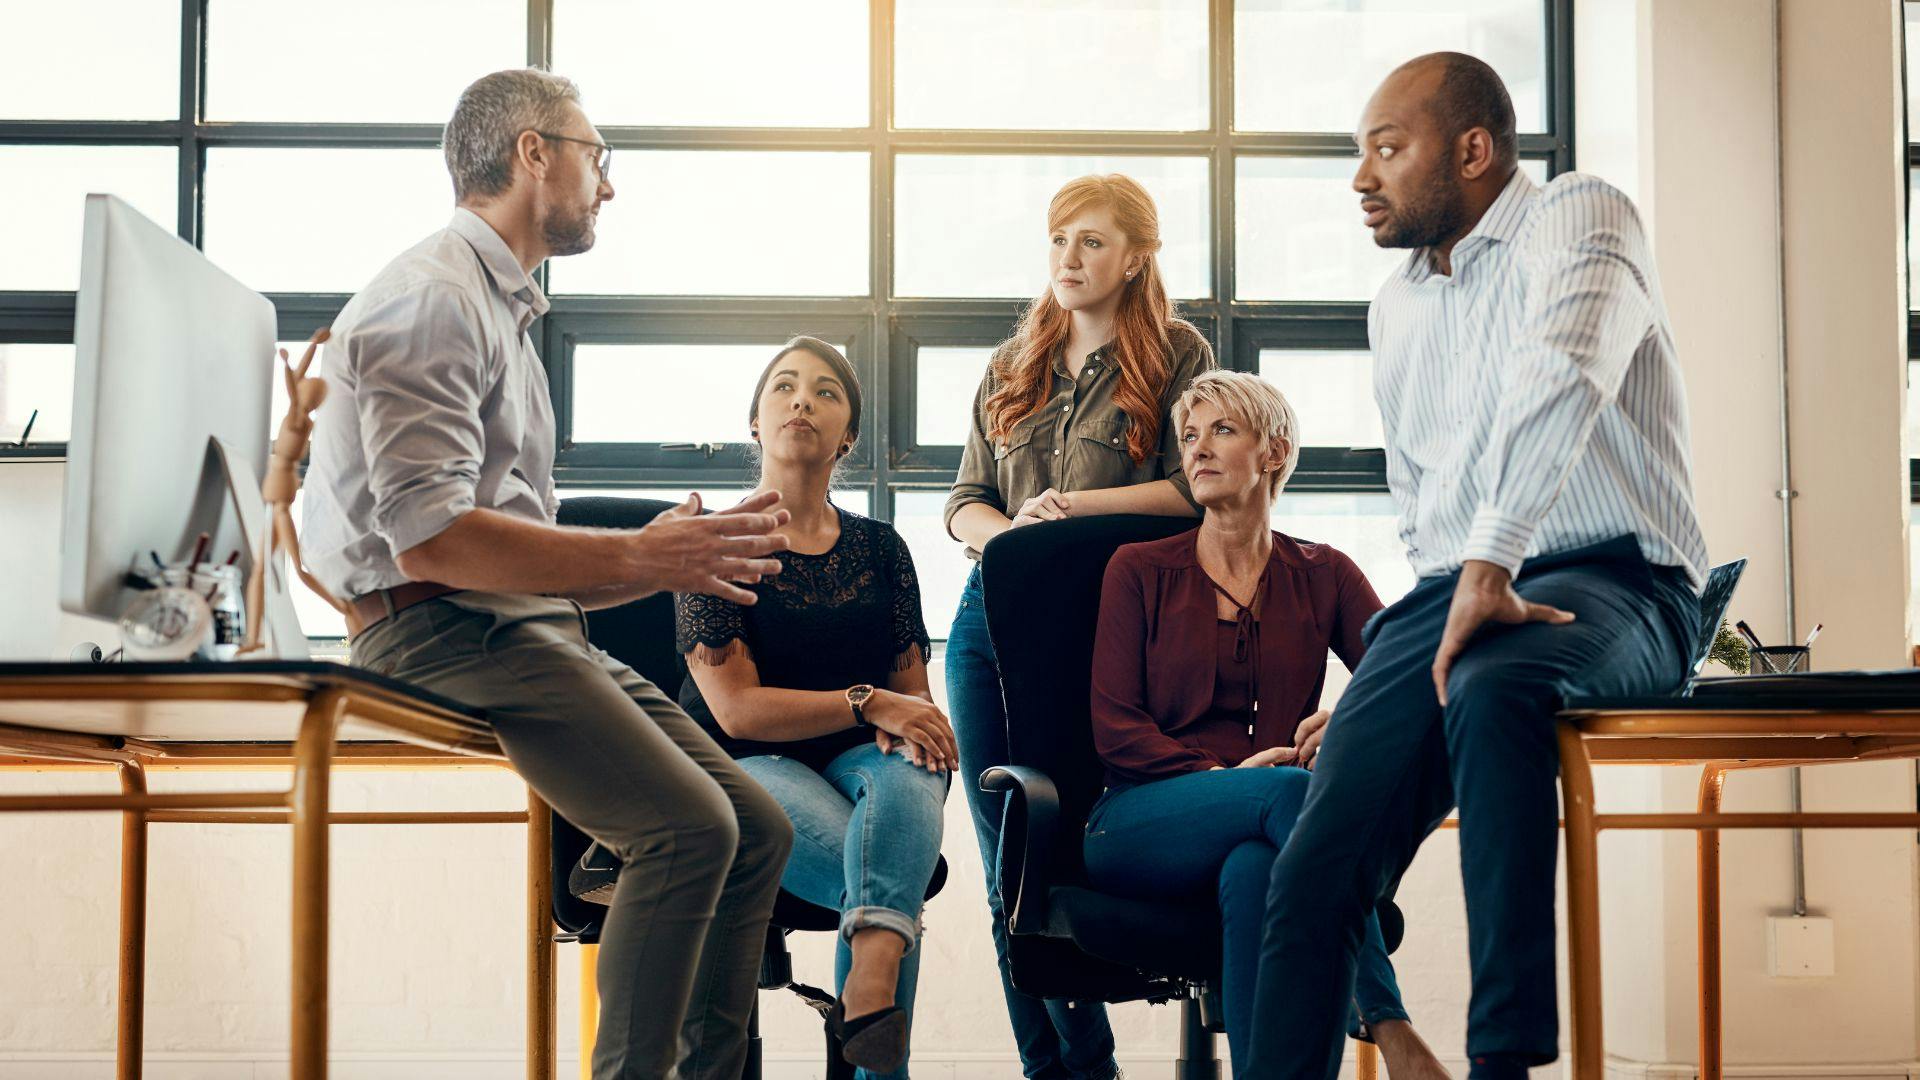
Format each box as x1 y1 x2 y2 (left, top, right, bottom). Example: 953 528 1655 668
1054 449 1061 457
1111 436 1120 445
1062 405 1071 414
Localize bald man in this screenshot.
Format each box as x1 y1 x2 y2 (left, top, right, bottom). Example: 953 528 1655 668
1246 53 1707 1080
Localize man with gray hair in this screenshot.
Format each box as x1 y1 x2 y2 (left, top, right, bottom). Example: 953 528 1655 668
305 68 795 1079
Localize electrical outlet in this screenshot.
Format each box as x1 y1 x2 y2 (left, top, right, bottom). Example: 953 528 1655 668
1766 916 1835 977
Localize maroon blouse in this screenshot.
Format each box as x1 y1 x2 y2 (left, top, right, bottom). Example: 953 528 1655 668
1090 527 1384 785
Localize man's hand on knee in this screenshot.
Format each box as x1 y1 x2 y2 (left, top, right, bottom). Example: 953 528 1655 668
1432 561 1575 706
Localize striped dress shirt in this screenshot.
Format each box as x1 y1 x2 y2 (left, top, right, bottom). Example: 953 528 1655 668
1369 168 1708 590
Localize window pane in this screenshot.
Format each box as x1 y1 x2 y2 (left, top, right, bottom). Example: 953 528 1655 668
895 155 1210 299
0 2 178 120
561 487 871 517
205 0 522 122
916 347 994 446
1235 156 1405 301
555 0 867 127
0 146 178 291
1269 492 1412 604
1235 158 1548 301
571 341 858 444
1907 6 1920 130
1234 0 1547 133
1257 351 1383 448
1909 168 1920 311
203 149 452 293
554 151 869 296
1908 359 1919 462
0 345 75 444
892 490 970 638
896 0 1208 131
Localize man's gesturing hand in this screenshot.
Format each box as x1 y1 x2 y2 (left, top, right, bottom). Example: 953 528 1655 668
1431 560 1574 706
629 491 791 604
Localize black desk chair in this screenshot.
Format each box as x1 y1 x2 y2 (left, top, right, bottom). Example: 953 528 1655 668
551 496 947 1080
978 515 1403 1080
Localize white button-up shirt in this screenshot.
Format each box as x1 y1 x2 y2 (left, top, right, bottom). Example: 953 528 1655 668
305 209 559 601
1369 168 1708 589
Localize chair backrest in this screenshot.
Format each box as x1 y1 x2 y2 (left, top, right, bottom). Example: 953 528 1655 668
1689 559 1747 678
549 496 682 939
981 514 1199 881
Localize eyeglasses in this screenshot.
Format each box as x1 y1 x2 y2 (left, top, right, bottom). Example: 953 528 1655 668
535 131 613 182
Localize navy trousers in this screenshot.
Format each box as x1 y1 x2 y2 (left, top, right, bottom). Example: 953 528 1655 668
1245 536 1700 1078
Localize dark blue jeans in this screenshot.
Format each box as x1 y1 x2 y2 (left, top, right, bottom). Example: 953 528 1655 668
946 564 1119 1080
1084 767 1407 1077
1247 536 1701 1079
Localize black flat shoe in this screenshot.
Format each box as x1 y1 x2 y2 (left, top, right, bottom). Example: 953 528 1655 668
568 842 619 905
828 999 909 1074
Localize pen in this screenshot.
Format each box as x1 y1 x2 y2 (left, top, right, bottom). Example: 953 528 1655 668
1735 620 1781 674
14 409 36 447
1801 623 1823 649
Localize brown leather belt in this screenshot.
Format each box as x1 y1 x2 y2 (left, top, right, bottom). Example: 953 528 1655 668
346 581 461 640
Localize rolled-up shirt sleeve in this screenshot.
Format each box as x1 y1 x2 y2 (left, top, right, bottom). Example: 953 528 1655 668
350 284 491 559
1158 333 1217 511
943 364 1007 540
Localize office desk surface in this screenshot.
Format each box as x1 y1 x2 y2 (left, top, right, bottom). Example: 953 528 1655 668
0 660 492 749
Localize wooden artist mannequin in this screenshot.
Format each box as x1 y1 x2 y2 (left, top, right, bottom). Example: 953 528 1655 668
240 328 348 654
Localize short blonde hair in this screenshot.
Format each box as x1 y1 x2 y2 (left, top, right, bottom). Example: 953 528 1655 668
1172 370 1301 497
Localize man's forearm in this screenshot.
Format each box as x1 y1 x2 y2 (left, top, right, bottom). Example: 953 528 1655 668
395 508 645 595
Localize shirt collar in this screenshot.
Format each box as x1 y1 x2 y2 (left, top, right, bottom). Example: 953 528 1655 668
1052 341 1114 378
1402 167 1538 283
449 208 550 330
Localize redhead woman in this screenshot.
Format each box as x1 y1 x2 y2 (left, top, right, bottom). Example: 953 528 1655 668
677 337 953 1078
943 174 1215 1080
1083 371 1447 1079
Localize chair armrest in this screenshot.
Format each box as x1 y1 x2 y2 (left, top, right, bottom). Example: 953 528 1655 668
980 765 1062 935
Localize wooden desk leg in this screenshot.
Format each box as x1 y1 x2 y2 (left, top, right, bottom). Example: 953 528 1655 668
116 762 148 1080
291 690 346 1080
1698 766 1728 1080
1355 1038 1378 1079
1557 723 1605 1080
579 944 599 1080
527 790 556 1080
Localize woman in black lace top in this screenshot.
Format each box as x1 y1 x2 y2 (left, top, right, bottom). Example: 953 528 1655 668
676 337 954 1079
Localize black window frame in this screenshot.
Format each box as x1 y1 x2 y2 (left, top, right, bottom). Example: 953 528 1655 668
0 0 1576 510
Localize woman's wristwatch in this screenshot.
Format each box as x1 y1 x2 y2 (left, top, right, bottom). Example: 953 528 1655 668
846 684 875 727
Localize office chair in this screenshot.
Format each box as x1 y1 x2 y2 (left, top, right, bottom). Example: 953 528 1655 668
553 496 948 1080
979 514 1399 1080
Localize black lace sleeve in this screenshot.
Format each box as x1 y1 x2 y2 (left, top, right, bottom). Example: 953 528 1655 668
674 589 751 666
882 525 933 669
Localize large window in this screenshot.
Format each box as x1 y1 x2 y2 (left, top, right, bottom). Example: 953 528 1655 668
1 0 1572 637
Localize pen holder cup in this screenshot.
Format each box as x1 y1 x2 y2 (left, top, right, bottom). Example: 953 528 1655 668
1749 645 1810 675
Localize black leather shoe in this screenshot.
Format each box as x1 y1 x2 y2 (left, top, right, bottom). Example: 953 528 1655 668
827 999 908 1074
568 842 619 905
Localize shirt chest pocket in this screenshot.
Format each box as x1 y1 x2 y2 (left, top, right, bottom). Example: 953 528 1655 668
993 422 1038 461
1074 418 1133 483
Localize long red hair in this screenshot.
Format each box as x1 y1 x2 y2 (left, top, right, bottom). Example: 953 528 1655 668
984 174 1194 464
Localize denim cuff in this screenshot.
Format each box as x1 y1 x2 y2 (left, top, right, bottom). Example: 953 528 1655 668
1349 1004 1411 1043
841 905 920 952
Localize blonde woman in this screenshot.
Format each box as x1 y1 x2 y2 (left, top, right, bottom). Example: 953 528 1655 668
1084 371 1447 1080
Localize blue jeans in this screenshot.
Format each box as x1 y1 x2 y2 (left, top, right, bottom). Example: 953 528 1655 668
739 741 950 1080
946 565 1120 1080
1249 536 1701 1078
1084 767 1407 1077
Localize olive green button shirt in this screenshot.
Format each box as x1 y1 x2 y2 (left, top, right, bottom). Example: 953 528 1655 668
944 323 1217 558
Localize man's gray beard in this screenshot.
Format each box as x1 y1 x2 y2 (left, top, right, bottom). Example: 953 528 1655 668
543 205 594 257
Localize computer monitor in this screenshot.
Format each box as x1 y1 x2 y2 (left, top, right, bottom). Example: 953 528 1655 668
60 194 306 657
